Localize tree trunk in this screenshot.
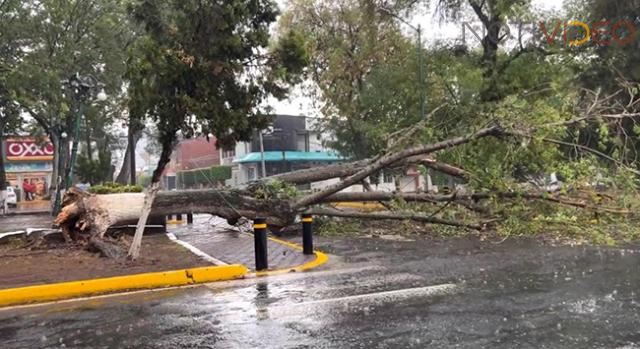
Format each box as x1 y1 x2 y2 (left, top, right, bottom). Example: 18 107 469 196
0 125 6 192
54 188 294 240
0 126 7 215
254 156 469 189
127 181 159 259
85 119 93 162
293 125 500 209
50 134 60 194
128 136 173 260
115 127 141 185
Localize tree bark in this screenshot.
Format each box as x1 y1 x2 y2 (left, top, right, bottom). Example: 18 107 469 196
293 125 501 209
115 127 142 185
309 207 484 230
127 136 174 260
54 188 294 241
257 156 469 188
127 182 159 259
0 124 6 192
0 125 7 215
50 134 60 194
323 191 630 214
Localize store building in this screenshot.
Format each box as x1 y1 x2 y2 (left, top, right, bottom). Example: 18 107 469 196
2 137 54 201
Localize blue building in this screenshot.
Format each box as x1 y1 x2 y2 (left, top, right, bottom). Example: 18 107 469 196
221 115 342 186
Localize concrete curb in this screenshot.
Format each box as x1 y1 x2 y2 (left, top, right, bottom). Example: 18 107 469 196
0 234 329 308
253 236 329 277
0 265 248 308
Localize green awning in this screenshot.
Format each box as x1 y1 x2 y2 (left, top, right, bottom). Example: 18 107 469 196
233 151 343 164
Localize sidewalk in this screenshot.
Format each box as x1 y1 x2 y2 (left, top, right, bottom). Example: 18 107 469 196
0 213 52 233
0 214 327 307
167 215 318 272
4 200 51 216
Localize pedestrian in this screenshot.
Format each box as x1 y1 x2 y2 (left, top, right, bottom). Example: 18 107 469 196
22 179 33 201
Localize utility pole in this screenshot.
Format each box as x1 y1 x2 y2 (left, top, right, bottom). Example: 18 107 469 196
259 131 266 178
417 24 425 120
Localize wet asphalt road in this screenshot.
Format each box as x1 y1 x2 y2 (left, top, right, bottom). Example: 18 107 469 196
2 233 640 348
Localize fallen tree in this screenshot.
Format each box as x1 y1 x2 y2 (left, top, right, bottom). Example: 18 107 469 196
55 188 295 240
54 111 640 256
56 124 501 243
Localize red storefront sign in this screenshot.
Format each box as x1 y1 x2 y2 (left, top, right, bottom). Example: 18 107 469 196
5 139 54 161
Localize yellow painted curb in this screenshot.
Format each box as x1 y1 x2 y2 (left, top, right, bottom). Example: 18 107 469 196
0 264 248 308
166 220 184 225
253 236 329 277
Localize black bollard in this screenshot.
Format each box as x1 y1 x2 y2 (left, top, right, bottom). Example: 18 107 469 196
187 213 194 224
176 213 183 221
302 213 314 255
253 217 269 271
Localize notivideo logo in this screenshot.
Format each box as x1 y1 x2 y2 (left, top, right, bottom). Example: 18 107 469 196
461 19 638 47
540 20 637 46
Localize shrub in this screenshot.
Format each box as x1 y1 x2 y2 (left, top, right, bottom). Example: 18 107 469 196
88 183 144 194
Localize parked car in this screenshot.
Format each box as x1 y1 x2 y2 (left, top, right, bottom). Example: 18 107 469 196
6 187 17 207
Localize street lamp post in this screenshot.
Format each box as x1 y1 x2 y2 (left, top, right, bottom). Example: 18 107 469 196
378 7 426 120
53 73 106 216
258 131 266 178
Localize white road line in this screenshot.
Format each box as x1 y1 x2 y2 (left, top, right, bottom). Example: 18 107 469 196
166 233 228 266
281 284 459 308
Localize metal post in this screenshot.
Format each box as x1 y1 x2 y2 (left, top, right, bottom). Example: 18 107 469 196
187 213 194 224
302 213 314 255
253 217 268 271
259 131 266 178
66 103 83 189
418 24 426 120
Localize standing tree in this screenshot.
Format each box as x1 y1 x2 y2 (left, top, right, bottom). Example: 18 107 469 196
0 0 30 207
125 0 308 258
11 0 130 204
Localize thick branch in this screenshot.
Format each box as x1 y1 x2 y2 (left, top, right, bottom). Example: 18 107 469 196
323 191 629 214
310 207 484 230
293 125 501 209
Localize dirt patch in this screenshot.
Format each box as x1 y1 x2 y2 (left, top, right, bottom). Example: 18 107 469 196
0 234 211 290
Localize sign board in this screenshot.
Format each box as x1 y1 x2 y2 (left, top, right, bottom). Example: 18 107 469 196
4 139 54 161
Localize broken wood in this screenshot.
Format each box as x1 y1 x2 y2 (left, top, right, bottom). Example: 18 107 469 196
54 187 295 246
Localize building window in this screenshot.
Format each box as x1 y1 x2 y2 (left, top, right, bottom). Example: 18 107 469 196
248 167 256 181
297 132 309 152
223 149 235 158
383 171 394 184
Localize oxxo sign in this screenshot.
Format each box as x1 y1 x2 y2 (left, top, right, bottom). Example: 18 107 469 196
5 139 54 161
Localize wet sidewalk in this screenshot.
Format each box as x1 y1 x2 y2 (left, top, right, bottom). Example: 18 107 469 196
167 215 315 272
3 200 51 216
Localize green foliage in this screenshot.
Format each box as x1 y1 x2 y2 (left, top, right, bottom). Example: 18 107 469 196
138 175 152 187
253 180 299 200
315 217 361 236
127 0 308 182
75 150 113 185
89 182 144 194
177 166 232 188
